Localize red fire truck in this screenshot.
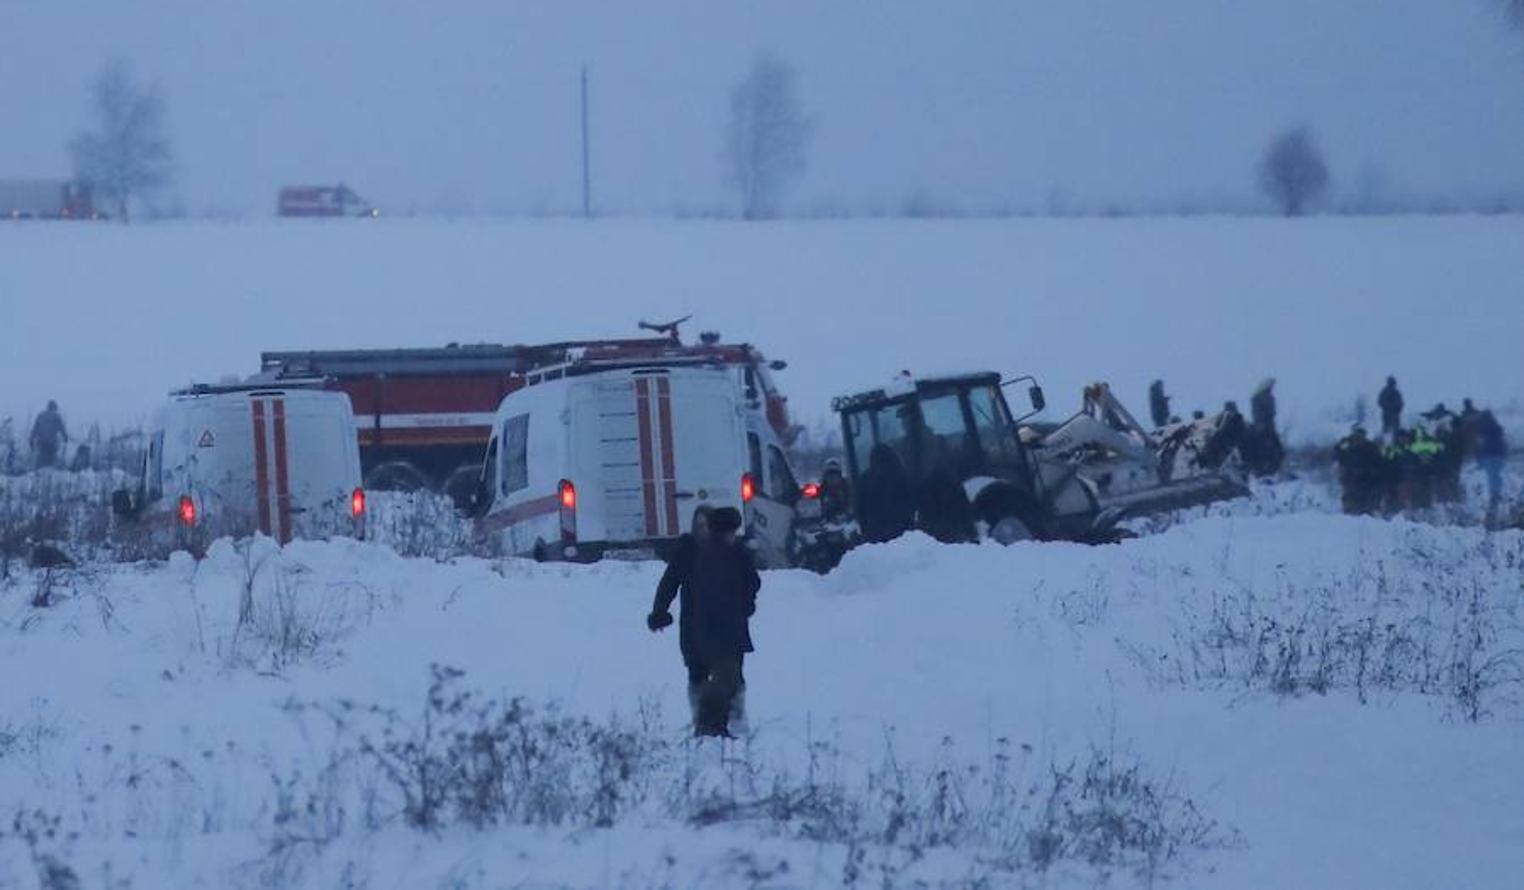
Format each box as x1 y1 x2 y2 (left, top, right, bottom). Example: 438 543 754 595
256 328 798 506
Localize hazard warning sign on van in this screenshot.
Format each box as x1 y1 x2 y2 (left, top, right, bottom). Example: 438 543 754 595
197 430 216 448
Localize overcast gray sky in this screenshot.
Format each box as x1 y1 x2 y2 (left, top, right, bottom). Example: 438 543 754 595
3 0 1523 216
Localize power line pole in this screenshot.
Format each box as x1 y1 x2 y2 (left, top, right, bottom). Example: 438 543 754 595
580 65 592 218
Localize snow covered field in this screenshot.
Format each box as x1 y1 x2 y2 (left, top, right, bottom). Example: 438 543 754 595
2 480 1522 888
2 215 1523 887
2 215 1523 444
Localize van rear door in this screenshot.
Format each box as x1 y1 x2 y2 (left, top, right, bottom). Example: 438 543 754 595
278 394 360 540
241 392 357 543
569 371 743 545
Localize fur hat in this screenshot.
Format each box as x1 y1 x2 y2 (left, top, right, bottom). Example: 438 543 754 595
710 506 743 535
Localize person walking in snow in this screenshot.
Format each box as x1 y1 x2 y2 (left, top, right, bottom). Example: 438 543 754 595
1378 377 1404 439
648 506 761 738
28 400 68 470
1334 425 1383 515
1148 380 1171 430
1472 410 1508 518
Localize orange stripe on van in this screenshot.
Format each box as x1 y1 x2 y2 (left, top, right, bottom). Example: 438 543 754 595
252 399 272 536
272 398 292 544
656 377 679 537
635 378 660 537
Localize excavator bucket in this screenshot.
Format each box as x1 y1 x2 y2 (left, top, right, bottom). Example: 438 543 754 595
1028 382 1250 525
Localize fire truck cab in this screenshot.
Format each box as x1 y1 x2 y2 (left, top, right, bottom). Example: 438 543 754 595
112 383 366 556
475 364 803 567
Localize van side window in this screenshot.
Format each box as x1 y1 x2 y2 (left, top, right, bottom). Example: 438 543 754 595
766 445 798 502
747 433 764 482
146 431 164 501
502 414 530 495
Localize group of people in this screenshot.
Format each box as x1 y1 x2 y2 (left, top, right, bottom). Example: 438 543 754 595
1335 377 1509 518
1151 378 1286 478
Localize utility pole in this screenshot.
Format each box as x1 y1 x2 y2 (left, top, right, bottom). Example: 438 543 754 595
580 65 592 218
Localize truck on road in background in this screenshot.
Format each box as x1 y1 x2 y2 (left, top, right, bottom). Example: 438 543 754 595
1 180 99 219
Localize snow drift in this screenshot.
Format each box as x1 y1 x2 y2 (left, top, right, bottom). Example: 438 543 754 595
1 505 1521 887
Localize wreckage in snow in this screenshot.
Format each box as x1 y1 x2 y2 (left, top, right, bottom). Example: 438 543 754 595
829 372 1250 546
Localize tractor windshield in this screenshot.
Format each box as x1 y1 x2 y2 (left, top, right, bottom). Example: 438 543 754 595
844 399 914 477
967 384 1024 468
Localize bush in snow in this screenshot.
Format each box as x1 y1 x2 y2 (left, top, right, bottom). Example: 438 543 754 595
1131 529 1524 721
274 667 1233 886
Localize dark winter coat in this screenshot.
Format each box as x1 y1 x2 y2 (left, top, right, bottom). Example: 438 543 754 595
1335 434 1383 486
1474 414 1507 461
29 409 66 453
819 472 853 520
1378 384 1403 423
652 535 761 665
916 469 976 543
1148 382 1170 430
1250 388 1276 432
855 445 916 543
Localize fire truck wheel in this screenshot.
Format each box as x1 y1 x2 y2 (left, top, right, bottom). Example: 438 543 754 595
365 461 430 493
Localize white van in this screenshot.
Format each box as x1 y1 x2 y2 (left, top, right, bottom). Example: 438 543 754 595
475 365 804 566
113 383 366 555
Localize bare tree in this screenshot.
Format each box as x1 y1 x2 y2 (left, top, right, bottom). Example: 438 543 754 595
724 53 813 220
1259 126 1329 217
70 60 172 223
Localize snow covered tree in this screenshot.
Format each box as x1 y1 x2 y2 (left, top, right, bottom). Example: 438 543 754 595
70 60 172 223
724 52 813 220
1259 126 1330 217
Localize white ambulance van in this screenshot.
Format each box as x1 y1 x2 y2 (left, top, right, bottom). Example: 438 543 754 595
474 365 804 566
113 383 366 556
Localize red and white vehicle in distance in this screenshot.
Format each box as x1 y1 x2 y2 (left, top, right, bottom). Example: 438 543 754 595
256 332 799 508
475 364 803 566
112 383 365 556
1 179 99 219
276 184 378 218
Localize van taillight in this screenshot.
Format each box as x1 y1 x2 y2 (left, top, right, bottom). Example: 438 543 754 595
351 487 366 517
178 495 196 526
558 479 577 543
741 473 756 503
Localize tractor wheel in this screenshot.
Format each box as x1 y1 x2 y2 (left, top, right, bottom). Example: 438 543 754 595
989 514 1036 545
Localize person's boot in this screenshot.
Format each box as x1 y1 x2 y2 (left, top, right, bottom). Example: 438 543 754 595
688 684 704 736
728 686 748 737
695 684 733 738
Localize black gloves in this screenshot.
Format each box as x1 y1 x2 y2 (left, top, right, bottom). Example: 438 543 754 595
647 610 673 632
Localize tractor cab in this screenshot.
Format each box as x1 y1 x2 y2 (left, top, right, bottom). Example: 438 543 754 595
835 373 1043 490
833 373 1068 542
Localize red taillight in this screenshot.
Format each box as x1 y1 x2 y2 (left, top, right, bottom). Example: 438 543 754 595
178 495 196 526
558 479 577 544
741 473 756 503
802 482 820 499
351 487 366 517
